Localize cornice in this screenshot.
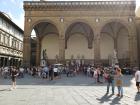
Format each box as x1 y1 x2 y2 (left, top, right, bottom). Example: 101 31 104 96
24 1 135 11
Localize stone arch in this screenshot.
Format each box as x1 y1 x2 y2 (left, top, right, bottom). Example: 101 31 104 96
100 19 130 65
65 20 95 60
29 19 60 37
65 19 96 33
99 19 131 36
65 20 94 49
28 19 60 65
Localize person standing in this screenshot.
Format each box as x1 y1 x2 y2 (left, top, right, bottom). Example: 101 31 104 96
94 68 98 83
115 67 123 97
11 67 18 90
106 70 115 95
135 69 140 93
49 65 53 80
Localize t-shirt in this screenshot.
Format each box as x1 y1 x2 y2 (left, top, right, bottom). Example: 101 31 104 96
135 71 140 82
11 70 18 78
107 73 114 83
53 68 58 72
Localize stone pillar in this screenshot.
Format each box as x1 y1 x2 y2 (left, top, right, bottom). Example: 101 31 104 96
59 36 65 63
3 57 5 67
129 35 138 67
94 34 101 65
36 38 41 66
136 25 140 68
0 57 1 67
23 17 31 67
59 21 65 63
114 38 118 51
23 36 31 67
7 57 10 66
12 58 14 66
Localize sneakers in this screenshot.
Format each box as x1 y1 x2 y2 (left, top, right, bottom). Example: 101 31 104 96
10 86 17 90
117 94 120 96
10 87 13 91
137 91 140 94
117 94 123 97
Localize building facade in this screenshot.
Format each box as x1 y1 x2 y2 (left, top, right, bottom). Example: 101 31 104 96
23 0 138 67
0 12 23 67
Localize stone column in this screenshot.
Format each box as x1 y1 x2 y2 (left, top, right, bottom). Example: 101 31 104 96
3 57 5 66
36 38 41 66
114 38 118 51
59 36 65 63
94 34 101 65
59 21 65 63
129 35 138 66
0 57 1 67
23 36 31 67
23 17 32 67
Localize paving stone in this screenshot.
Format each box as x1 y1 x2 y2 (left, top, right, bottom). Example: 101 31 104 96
0 74 139 105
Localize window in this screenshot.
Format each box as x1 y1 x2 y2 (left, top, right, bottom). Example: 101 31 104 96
0 17 2 28
16 41 19 49
7 37 10 46
4 35 9 45
6 23 10 33
12 38 16 48
1 33 4 44
20 43 23 51
3 35 5 45
0 32 1 43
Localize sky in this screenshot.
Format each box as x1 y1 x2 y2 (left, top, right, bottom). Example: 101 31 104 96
0 0 140 30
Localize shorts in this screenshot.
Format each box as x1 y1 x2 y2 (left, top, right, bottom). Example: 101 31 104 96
136 82 140 87
54 72 58 77
12 77 16 82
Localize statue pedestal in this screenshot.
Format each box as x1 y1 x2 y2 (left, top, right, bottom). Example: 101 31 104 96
40 59 47 67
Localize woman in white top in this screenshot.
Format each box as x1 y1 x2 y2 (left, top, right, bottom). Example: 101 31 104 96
135 69 140 93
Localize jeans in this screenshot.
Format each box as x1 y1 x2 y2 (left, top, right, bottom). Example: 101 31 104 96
107 80 115 94
117 86 123 95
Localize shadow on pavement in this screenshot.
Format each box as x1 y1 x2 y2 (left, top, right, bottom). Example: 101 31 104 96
97 93 123 105
96 93 113 103
134 93 140 101
110 96 123 105
0 88 11 91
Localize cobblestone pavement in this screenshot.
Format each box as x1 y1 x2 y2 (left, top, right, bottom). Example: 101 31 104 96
0 74 140 105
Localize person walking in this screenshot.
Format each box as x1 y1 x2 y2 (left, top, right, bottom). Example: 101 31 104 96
115 67 123 97
135 69 140 93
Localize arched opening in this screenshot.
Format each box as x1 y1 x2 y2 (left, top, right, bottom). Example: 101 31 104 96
65 22 94 64
30 21 59 66
100 21 129 66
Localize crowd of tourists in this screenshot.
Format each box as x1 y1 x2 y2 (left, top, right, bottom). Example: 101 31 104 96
0 63 140 97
